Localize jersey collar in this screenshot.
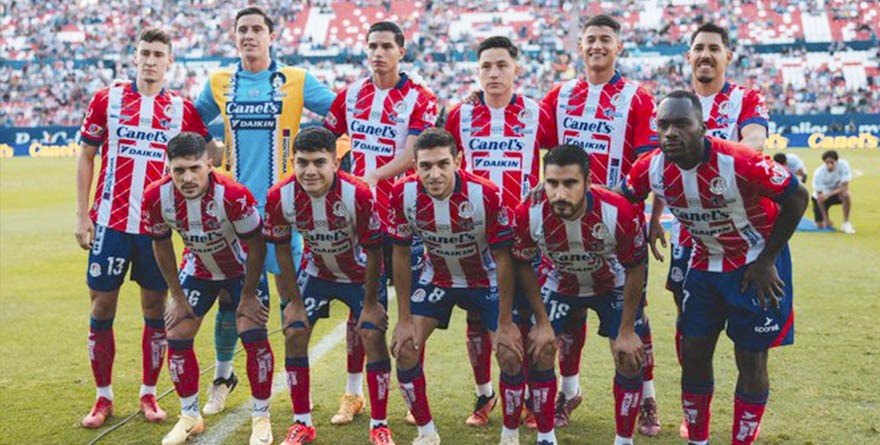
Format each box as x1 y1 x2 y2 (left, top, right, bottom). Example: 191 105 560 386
585 188 594 213
701 137 713 163
721 81 731 94
478 91 518 106
369 72 409 90
130 79 165 96
235 59 278 75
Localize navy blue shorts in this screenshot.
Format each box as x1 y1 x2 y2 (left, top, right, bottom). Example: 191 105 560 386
296 271 388 326
87 224 167 292
179 273 270 318
410 281 499 331
541 286 644 340
665 243 693 296
679 244 794 351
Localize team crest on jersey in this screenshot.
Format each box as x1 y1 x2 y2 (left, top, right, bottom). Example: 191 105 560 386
369 213 381 230
717 100 730 116
206 200 219 218
517 108 533 123
270 72 286 90
458 201 475 219
518 247 538 260
497 209 510 226
89 262 102 278
333 201 347 217
591 222 610 239
411 288 426 303
393 100 407 114
768 162 789 185
709 177 728 195
396 223 411 237
325 113 337 128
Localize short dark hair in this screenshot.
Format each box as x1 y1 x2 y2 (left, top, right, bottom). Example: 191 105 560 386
773 153 788 164
167 132 206 160
690 22 730 48
822 150 839 161
367 21 405 47
583 14 621 35
293 127 337 155
477 36 518 59
544 145 590 178
236 6 274 33
414 128 458 158
661 90 704 122
138 28 172 52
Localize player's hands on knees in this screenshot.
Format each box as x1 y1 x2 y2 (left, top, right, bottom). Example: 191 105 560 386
282 301 311 333
494 320 524 363
237 294 269 326
648 217 667 262
75 216 95 250
358 302 388 332
527 322 556 365
741 260 784 310
528 182 546 205
165 296 196 330
612 330 644 376
390 317 416 358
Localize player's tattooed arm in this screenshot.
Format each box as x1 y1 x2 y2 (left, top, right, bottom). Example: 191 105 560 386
648 195 667 262
238 235 269 326
613 262 646 376
75 143 99 250
390 244 416 357
358 246 388 332
152 238 196 329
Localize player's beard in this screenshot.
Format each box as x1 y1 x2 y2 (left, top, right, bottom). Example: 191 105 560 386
696 74 715 84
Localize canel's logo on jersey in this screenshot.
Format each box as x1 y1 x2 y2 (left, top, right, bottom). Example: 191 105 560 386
423 232 477 245
669 207 731 222
181 230 224 244
116 126 170 144
562 118 614 134
350 120 398 139
225 101 283 115
468 138 525 151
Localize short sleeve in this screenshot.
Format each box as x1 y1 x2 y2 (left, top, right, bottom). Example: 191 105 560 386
324 89 348 136
226 186 262 237
511 201 538 262
262 184 292 243
739 89 770 131
540 85 561 147
614 199 647 267
80 90 108 147
537 100 556 149
630 88 659 155
485 190 514 249
444 105 464 167
838 160 852 183
355 185 384 248
142 182 171 240
195 79 221 125
303 71 336 116
408 88 438 135
621 154 654 201
385 180 413 245
181 100 212 142
744 154 797 201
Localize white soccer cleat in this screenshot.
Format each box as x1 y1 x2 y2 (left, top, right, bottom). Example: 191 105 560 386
411 431 441 445
162 414 205 445
499 433 520 445
250 415 274 445
203 372 238 415
841 221 856 234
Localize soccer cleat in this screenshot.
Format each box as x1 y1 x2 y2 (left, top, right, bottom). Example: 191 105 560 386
679 418 689 438
841 221 856 234
82 396 114 428
330 393 365 425
522 398 537 429
499 433 520 445
411 430 441 445
281 422 316 445
465 392 497 426
369 425 396 445
140 394 167 423
637 397 661 437
553 391 583 428
161 414 205 445
404 410 417 426
250 415 273 445
203 372 239 415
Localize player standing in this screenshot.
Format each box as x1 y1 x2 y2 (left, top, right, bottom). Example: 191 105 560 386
75 28 213 428
501 145 648 445
622 91 807 445
386 129 518 445
324 21 437 425
142 133 273 445
541 14 660 431
194 6 336 415
262 128 395 445
444 35 552 430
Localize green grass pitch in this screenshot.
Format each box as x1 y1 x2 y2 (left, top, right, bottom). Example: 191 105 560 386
1 149 878 444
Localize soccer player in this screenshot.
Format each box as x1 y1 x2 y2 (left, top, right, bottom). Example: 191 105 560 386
324 21 437 425
75 28 213 428
263 127 395 445
194 6 336 415
444 35 552 428
811 150 855 233
541 14 659 430
502 145 648 445
142 132 274 445
647 23 770 436
386 128 517 445
621 91 808 445
772 153 807 184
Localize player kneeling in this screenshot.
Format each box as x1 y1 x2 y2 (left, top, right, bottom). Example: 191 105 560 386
497 145 648 445
143 133 274 445
264 128 395 445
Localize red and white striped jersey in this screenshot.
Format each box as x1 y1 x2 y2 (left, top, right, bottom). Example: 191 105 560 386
623 138 797 272
143 171 261 280
386 170 513 288
542 72 658 188
324 73 437 209
445 93 553 211
671 82 769 247
512 187 646 297
81 83 210 234
262 171 383 284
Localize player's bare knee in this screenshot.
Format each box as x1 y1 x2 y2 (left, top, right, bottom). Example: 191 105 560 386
735 347 769 387
681 337 714 371
89 290 119 319
395 343 420 369
532 343 557 370
236 316 262 334
495 348 522 375
140 288 166 317
359 326 384 346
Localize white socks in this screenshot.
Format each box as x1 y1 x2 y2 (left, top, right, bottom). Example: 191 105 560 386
346 372 364 396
